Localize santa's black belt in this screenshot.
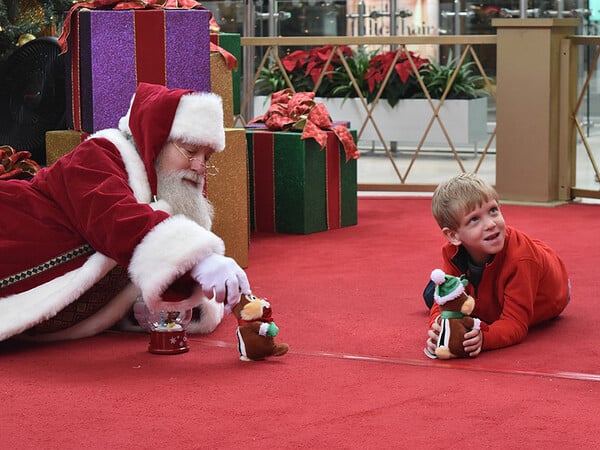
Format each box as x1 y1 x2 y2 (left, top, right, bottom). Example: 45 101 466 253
0 244 93 289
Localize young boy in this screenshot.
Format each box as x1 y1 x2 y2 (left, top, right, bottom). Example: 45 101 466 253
424 173 570 357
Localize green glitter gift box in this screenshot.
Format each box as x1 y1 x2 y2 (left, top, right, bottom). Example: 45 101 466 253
246 128 358 234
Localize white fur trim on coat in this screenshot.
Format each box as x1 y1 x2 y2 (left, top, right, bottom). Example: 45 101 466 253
93 128 152 204
117 94 135 139
169 92 225 152
186 296 224 334
128 214 225 313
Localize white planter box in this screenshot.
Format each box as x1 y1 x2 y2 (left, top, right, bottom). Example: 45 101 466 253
253 96 488 147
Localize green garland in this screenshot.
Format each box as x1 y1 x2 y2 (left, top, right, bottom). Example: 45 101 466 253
0 0 74 61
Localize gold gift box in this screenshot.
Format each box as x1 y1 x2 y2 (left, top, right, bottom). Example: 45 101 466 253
207 128 249 268
45 130 87 166
210 52 234 128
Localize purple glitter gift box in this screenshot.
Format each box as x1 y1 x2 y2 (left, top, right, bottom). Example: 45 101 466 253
66 9 211 133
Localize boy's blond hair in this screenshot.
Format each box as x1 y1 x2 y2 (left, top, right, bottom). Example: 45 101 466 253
431 173 499 230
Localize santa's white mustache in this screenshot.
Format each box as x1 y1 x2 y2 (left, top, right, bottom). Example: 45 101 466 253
179 170 203 187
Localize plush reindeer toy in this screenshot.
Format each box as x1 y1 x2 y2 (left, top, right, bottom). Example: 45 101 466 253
231 293 289 361
430 269 488 359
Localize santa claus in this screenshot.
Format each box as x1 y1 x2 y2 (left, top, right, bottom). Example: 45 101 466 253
0 82 250 341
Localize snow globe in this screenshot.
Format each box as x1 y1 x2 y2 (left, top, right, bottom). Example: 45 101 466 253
134 301 192 354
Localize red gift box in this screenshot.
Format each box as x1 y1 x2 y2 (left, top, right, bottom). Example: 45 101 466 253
66 9 211 133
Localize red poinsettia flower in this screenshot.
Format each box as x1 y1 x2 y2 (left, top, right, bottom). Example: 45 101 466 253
365 50 430 93
282 49 309 73
305 45 353 84
364 52 393 93
395 51 428 83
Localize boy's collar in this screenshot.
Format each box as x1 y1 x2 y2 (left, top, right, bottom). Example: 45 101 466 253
451 245 495 272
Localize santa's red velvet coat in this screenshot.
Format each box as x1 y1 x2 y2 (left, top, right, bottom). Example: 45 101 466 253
0 83 227 341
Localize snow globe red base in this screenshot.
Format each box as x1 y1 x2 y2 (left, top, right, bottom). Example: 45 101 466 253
149 310 192 355
134 303 192 355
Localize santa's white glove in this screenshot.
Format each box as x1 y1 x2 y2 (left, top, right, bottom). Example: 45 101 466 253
190 253 250 312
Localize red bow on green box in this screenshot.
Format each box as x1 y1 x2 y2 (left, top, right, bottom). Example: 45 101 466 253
248 89 360 162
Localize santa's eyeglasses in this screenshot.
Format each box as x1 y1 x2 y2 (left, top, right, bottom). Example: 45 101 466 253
172 142 219 176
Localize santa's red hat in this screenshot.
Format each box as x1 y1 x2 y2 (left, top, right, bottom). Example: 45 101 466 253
118 82 225 195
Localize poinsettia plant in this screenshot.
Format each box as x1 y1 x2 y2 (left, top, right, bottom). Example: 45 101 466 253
255 45 486 107
258 45 354 98
363 50 430 106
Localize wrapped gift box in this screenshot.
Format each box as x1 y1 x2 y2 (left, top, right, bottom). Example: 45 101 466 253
206 129 249 268
246 129 357 234
210 52 234 128
210 33 240 115
45 129 248 267
45 130 88 166
66 9 211 133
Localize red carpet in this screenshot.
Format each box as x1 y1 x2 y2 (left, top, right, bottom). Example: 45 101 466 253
2 198 600 448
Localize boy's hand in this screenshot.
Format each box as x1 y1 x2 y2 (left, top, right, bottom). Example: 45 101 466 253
425 320 441 357
464 328 483 358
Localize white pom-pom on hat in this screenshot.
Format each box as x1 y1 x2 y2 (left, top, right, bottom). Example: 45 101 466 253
431 269 446 285
169 92 225 152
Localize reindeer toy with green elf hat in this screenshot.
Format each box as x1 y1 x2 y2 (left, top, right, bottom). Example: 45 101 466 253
428 269 488 359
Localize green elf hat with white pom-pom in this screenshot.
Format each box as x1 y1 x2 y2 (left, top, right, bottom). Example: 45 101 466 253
430 269 468 305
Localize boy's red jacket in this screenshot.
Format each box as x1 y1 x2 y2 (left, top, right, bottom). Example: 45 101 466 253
429 226 569 350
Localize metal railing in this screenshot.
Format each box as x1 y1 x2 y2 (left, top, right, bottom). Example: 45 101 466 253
239 35 497 193
561 36 600 200
238 34 599 200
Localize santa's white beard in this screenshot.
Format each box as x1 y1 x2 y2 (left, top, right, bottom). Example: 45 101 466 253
156 169 214 230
